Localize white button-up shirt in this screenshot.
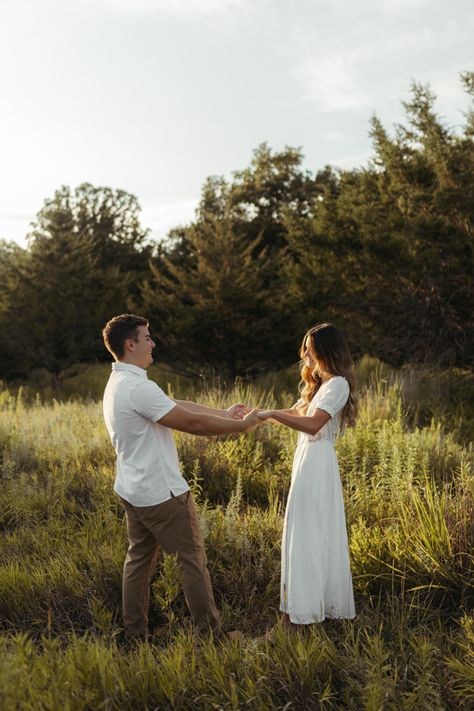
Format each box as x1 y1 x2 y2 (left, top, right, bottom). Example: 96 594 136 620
103 362 189 506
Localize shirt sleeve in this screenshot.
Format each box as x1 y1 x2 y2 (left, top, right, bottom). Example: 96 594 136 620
315 377 350 418
130 380 177 422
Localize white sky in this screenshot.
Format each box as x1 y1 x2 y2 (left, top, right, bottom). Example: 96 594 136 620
1 0 472 248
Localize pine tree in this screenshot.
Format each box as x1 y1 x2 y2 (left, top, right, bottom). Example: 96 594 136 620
287 75 474 366
141 217 296 380
3 185 150 382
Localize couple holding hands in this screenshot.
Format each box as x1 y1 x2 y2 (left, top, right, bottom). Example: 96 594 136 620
102 314 355 642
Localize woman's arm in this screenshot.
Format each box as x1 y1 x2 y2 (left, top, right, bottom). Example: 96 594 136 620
279 406 301 416
257 407 299 423
258 408 331 436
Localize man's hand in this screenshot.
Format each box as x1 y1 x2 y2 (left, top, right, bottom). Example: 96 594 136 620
227 402 252 419
242 409 262 432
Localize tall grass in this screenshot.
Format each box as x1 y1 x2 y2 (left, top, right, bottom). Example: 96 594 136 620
0 361 473 709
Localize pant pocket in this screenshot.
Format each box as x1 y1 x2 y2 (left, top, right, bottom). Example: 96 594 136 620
172 491 190 505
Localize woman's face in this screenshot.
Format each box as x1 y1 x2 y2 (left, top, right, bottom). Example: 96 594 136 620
303 337 316 368
304 335 326 373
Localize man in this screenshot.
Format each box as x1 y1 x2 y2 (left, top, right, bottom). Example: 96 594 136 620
102 313 259 641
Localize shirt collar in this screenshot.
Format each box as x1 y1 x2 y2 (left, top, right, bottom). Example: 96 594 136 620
112 362 148 379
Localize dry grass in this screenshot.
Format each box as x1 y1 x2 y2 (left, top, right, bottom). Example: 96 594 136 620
0 360 472 709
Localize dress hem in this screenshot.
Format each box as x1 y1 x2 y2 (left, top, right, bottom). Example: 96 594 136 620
280 607 356 625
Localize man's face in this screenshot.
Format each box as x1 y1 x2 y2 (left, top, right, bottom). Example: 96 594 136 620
126 325 155 368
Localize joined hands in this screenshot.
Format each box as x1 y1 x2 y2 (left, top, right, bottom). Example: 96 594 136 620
227 403 277 427
227 402 262 431
227 402 252 419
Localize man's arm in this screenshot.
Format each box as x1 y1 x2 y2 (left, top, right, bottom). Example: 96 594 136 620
159 404 260 435
174 400 235 417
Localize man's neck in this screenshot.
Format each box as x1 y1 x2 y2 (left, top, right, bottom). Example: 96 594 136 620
117 358 147 371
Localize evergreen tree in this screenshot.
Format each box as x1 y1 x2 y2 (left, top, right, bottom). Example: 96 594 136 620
197 143 320 252
2 76 472 381
1 184 152 382
30 183 153 301
11 211 125 382
228 143 320 249
288 75 474 366
0 241 31 377
141 217 297 379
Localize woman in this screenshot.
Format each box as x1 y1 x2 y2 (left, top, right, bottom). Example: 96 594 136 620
258 323 356 627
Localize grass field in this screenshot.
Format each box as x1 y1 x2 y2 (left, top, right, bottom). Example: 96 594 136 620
0 358 473 709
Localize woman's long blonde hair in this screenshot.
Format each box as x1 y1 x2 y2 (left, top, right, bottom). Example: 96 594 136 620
298 323 357 428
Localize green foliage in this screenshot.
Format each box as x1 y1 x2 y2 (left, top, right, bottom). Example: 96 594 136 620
286 77 474 367
152 554 183 632
144 74 474 372
0 184 153 381
0 241 30 377
142 215 296 379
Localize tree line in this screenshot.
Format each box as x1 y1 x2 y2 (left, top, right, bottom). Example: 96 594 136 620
1 76 473 383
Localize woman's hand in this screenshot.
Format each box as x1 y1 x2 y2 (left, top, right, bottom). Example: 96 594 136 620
257 409 279 424
227 402 252 419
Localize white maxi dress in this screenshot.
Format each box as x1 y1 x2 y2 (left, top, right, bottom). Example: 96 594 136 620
280 376 355 624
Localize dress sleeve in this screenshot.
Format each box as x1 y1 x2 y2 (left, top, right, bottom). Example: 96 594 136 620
316 377 349 418
130 380 176 422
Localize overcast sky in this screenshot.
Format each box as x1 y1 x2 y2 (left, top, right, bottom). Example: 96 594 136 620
1 0 472 248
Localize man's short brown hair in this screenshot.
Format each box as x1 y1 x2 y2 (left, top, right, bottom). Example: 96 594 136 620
102 314 149 359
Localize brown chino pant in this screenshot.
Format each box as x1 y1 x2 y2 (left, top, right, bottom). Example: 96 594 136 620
119 491 221 639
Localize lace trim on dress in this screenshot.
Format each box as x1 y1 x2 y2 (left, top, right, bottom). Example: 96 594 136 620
306 430 338 442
